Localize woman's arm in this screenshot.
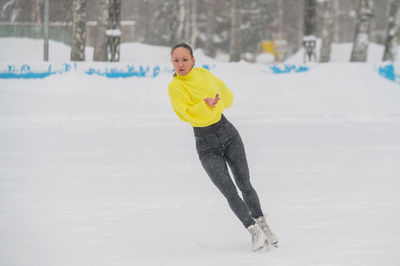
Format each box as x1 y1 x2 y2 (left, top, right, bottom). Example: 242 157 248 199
168 84 223 125
205 70 233 109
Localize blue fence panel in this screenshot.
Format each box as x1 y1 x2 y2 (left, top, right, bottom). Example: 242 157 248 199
0 63 216 79
0 62 316 79
0 63 76 79
378 64 396 82
269 64 309 74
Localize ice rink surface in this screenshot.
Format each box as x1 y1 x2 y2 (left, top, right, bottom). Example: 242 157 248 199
1 39 400 265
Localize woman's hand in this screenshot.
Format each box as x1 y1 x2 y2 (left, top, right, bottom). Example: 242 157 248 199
204 94 220 108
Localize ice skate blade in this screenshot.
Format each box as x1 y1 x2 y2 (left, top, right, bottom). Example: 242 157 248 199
253 244 274 253
253 245 265 252
264 240 279 248
253 246 265 253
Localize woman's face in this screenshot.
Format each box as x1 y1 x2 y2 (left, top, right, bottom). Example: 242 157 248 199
171 47 195 76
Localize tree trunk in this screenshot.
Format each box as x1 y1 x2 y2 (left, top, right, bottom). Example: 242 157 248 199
297 2 304 52
170 0 178 46
1 0 20 22
333 0 340 43
304 0 316 37
70 0 87 61
205 0 216 57
35 0 42 23
383 0 400 61
107 0 121 62
184 0 190 44
190 0 197 48
93 0 109 61
303 0 317 62
350 0 373 62
230 0 241 62
43 0 49 61
275 0 286 62
136 0 149 43
270 0 284 40
177 0 185 42
278 0 284 40
170 0 186 46
320 0 334 62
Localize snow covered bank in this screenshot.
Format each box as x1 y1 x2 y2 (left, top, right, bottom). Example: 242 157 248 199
285 41 400 64
1 62 399 125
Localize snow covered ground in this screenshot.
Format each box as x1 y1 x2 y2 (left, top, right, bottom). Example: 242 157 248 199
1 38 400 265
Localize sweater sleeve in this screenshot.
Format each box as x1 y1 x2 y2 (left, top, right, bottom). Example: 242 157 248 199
207 71 234 109
168 82 223 126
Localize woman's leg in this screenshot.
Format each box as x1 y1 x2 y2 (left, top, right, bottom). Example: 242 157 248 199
199 151 255 228
224 134 264 219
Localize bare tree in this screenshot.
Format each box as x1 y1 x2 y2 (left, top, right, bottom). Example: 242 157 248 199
170 0 186 46
278 0 284 39
319 0 334 62
304 0 316 37
184 0 190 44
70 0 87 61
205 0 216 57
107 0 121 62
93 0 109 61
350 0 373 62
135 0 150 43
268 0 284 40
303 0 317 62
295 1 305 53
1 0 21 21
275 0 286 62
230 0 242 62
333 0 340 43
35 0 42 23
92 0 121 61
190 0 197 48
383 0 400 61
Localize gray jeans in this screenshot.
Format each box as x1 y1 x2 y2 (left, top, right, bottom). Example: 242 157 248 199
193 115 263 228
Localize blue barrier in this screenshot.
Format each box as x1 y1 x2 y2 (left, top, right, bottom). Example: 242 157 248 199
269 64 309 74
2 63 396 83
376 64 400 84
0 63 215 79
0 63 75 79
378 64 396 82
86 65 161 78
0 72 55 78
0 62 312 79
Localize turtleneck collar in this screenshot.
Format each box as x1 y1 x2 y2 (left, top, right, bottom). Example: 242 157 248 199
176 67 196 80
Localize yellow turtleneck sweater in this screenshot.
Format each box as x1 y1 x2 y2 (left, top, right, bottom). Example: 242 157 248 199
168 67 234 127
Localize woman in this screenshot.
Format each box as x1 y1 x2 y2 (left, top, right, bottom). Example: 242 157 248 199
168 43 278 251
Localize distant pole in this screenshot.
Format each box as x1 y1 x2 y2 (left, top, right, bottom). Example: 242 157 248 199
44 0 49 61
